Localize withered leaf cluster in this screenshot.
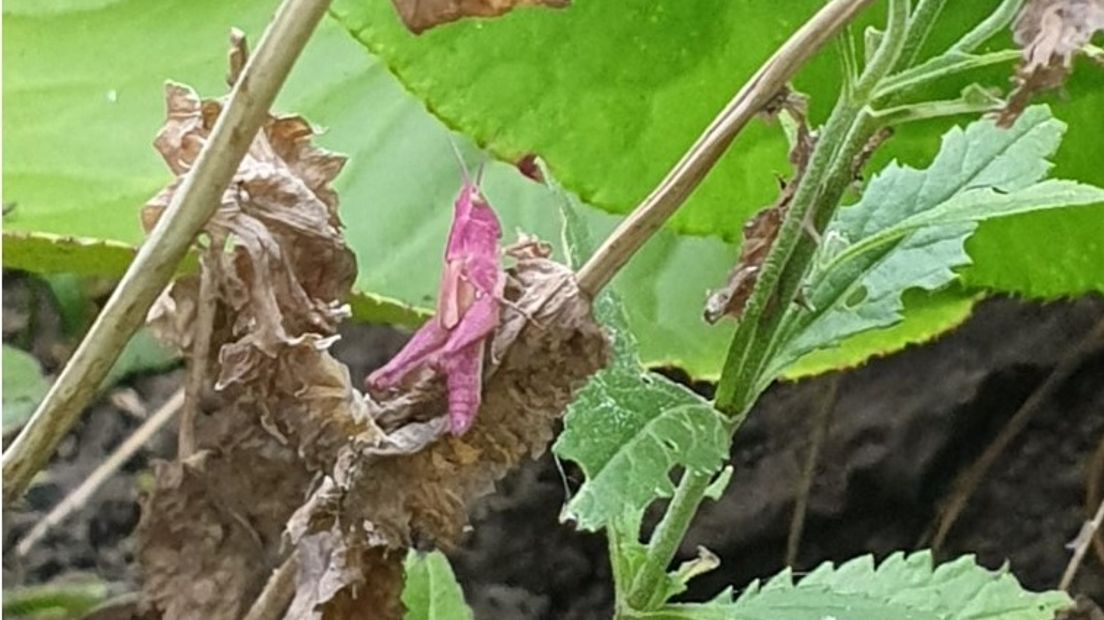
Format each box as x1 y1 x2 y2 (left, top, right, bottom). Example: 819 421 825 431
703 88 815 324
1001 0 1104 125
137 32 608 620
390 0 569 34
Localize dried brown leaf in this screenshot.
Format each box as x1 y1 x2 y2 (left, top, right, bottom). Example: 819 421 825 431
390 0 569 34
281 252 608 617
284 533 405 620
139 31 378 620
1000 0 1104 125
704 88 814 324
138 440 311 620
142 31 606 620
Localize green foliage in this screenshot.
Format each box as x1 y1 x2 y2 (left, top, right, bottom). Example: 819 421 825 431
552 183 729 531
8 1 1102 380
2 0 738 376
648 551 1069 620
1 330 175 435
2 345 50 433
769 107 1104 379
2 579 112 620
555 362 729 531
102 329 178 388
402 551 473 620
333 0 1104 298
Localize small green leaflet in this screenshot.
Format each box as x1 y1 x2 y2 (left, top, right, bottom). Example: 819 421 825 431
551 180 729 532
402 551 473 620
769 106 1104 379
650 551 1069 620
1 330 177 434
2 345 51 434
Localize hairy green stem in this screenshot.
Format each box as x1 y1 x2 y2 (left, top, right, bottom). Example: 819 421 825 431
715 0 909 418
952 0 1025 53
896 0 948 69
625 469 714 611
874 49 1022 100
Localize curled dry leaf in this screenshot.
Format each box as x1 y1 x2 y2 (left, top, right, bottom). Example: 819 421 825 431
138 429 312 620
139 31 606 620
283 250 609 620
390 0 569 35
1000 0 1104 126
137 32 378 620
704 87 815 324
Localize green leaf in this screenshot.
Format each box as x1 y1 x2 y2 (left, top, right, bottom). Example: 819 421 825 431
651 551 1069 620
10 1 1095 383
1 0 737 376
103 328 178 388
553 189 729 531
333 0 1104 300
771 107 1104 378
402 550 473 620
781 287 978 380
3 579 112 620
2 345 51 433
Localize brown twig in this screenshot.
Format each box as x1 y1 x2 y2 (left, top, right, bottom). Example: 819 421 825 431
786 375 840 566
927 316 1104 551
1087 434 1104 568
241 553 299 620
575 0 877 296
1060 493 1104 590
180 242 223 457
15 388 184 557
1 0 334 506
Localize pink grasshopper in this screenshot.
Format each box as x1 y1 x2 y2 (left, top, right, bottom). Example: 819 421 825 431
366 160 504 435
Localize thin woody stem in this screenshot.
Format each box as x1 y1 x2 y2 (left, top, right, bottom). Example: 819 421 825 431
180 241 223 458
575 0 877 296
1 0 333 506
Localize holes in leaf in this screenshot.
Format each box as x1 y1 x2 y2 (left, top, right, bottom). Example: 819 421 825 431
845 286 868 309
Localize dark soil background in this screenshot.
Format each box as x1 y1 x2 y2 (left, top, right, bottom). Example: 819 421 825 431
4 269 1104 620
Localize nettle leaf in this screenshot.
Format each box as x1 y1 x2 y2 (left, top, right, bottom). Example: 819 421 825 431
770 106 1104 378
552 187 729 531
656 551 1069 620
402 551 473 620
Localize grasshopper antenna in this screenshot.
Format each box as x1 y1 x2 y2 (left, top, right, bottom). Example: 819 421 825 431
446 137 473 184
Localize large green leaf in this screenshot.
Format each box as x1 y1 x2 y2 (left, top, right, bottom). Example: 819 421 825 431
333 0 1104 298
402 551 472 620
0 0 736 375
8 0 1096 382
552 185 729 531
653 551 1069 620
768 107 1104 379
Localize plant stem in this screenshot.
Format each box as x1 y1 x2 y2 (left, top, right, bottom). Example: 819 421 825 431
625 469 714 610
952 0 1024 54
15 388 184 557
575 0 876 296
1060 495 1104 590
180 243 221 458
1 0 333 506
715 0 909 418
896 0 948 70
243 553 300 620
